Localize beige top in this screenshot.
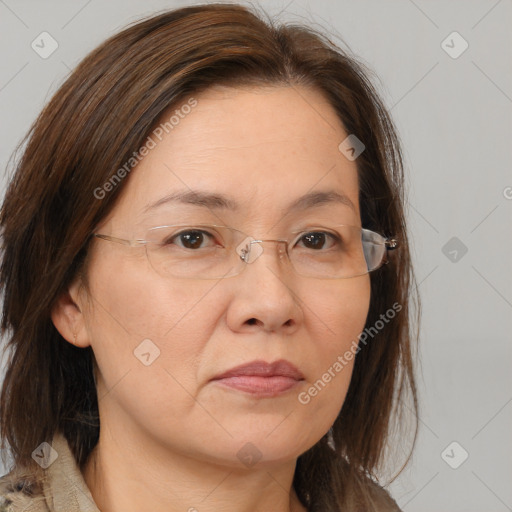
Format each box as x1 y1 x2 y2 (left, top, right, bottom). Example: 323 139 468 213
0 432 99 512
0 432 402 511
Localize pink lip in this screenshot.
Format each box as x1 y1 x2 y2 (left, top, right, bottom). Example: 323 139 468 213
211 359 304 397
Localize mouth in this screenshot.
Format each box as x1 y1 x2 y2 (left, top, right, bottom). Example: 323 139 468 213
211 359 305 398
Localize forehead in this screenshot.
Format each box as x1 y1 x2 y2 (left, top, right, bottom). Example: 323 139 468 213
104 85 361 229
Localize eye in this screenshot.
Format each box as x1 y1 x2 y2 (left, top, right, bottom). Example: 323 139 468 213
169 229 217 250
296 231 339 250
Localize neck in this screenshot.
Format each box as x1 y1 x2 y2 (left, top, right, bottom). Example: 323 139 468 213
82 423 307 512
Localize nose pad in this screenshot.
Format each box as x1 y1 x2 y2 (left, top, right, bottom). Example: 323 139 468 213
236 236 264 264
235 237 288 265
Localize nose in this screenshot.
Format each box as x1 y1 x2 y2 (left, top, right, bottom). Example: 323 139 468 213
226 240 303 334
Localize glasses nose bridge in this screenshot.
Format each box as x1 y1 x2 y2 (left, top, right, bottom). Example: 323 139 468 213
237 237 290 265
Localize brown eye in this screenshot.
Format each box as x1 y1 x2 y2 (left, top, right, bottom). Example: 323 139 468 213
298 232 338 250
302 232 326 249
173 230 213 249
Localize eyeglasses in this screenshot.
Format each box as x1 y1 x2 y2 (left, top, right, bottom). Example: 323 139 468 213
93 224 397 280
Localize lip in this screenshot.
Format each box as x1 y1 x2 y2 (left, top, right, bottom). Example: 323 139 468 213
211 359 304 398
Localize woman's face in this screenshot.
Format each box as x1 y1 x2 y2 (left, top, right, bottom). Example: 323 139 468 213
77 85 371 468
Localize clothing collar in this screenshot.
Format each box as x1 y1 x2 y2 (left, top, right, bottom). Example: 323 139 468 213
43 432 100 512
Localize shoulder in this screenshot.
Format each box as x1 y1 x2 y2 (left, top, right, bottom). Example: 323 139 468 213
0 473 14 512
0 472 48 512
0 432 99 512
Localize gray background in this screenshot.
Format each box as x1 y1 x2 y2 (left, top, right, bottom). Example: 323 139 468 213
1 1 511 511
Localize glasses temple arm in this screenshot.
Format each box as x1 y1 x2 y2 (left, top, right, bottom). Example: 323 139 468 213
93 234 147 247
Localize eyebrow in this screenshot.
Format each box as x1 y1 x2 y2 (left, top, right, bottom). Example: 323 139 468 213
144 189 356 214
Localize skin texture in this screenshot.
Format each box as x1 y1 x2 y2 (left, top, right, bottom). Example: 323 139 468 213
52 85 371 512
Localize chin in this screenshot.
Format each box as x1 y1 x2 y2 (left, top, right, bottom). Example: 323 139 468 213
209 425 321 468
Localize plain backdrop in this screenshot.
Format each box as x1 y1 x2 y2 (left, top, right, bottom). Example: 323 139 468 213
0 1 511 511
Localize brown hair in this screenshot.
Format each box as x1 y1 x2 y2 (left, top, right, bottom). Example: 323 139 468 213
0 3 420 509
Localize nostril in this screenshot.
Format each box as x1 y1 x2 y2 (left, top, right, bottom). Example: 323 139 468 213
244 318 294 328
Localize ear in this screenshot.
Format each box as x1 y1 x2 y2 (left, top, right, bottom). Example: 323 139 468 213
51 278 90 348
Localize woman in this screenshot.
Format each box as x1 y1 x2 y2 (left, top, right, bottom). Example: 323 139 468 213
0 3 419 511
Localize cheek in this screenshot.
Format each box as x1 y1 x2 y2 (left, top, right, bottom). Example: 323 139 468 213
307 275 371 342
81 258 224 434
85 247 218 339
82 251 224 393
297 276 370 425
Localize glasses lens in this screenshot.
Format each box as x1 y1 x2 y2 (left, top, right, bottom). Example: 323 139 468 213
361 228 387 272
289 225 371 278
144 225 241 279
